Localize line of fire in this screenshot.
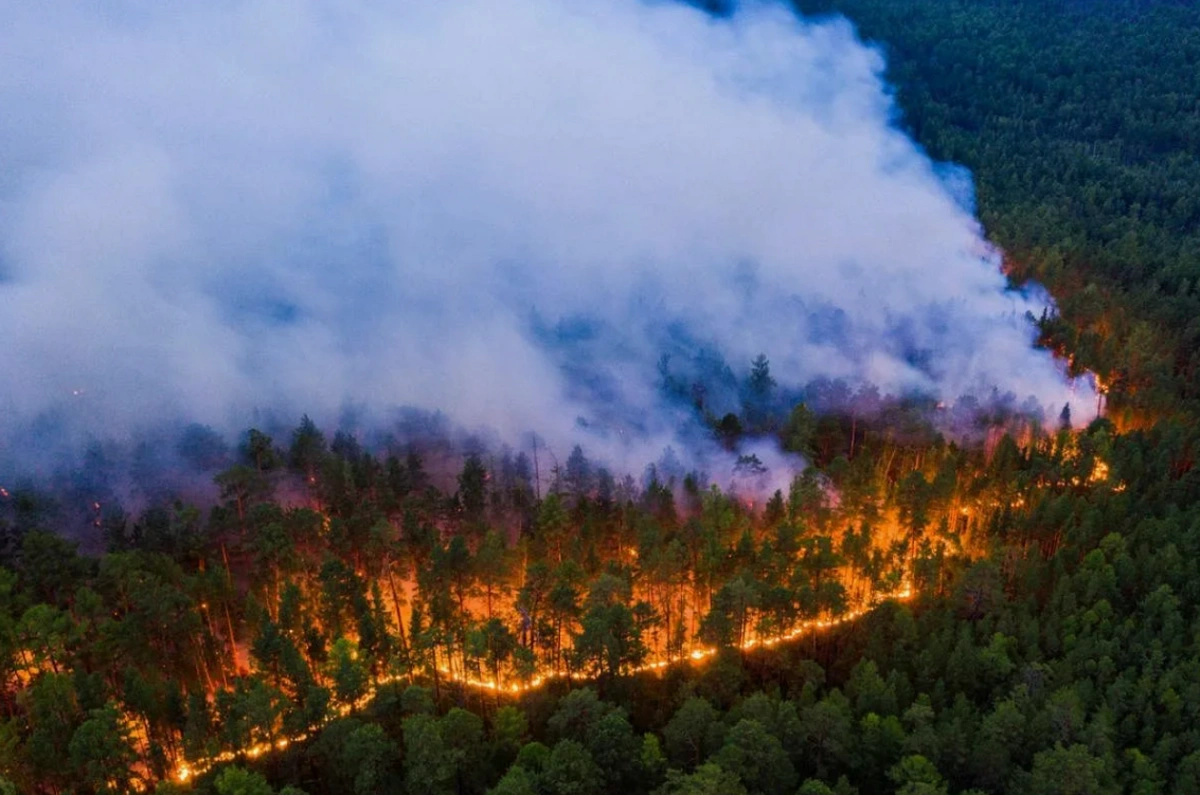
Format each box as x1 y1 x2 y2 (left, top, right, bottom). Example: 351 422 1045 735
0 394 1122 791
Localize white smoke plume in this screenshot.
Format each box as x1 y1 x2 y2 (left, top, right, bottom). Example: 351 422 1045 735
0 0 1094 478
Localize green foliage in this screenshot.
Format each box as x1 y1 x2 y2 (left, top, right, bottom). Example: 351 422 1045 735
541 739 603 795
326 637 368 703
655 762 749 795
1025 744 1116 795
492 705 529 757
547 688 617 743
489 765 538 795
214 767 274 795
400 684 436 716
664 697 724 770
402 713 454 795
67 703 139 795
341 723 398 795
710 718 797 795
888 755 947 795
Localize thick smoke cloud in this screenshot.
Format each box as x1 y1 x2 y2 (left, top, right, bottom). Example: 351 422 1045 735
0 0 1093 476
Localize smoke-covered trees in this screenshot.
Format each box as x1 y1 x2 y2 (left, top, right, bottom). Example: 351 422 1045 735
742 355 779 434
458 454 489 525
288 416 327 487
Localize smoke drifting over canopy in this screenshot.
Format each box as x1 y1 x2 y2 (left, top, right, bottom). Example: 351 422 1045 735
0 0 1093 470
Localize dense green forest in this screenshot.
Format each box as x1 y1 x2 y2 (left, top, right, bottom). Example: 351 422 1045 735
4 0 1200 793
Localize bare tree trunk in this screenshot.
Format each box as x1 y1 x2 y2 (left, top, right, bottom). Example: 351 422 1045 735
385 567 411 662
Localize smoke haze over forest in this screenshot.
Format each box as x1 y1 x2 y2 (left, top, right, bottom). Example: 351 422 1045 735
0 0 1095 476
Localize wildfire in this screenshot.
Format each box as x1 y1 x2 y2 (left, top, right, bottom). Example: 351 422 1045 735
168 584 913 786
1087 457 1125 492
173 736 302 784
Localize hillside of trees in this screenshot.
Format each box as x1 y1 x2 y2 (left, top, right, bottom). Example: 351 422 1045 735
4 0 1200 793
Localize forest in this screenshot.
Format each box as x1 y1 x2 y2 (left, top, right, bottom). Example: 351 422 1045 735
4 0 1200 793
